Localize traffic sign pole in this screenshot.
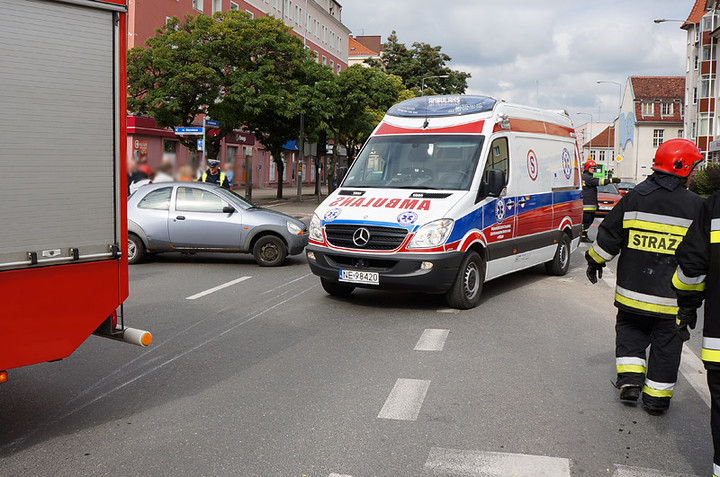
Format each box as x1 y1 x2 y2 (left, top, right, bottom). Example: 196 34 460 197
202 117 207 165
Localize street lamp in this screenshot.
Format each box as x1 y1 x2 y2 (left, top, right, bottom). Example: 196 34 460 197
577 112 593 160
597 80 623 111
653 18 685 24
421 75 449 96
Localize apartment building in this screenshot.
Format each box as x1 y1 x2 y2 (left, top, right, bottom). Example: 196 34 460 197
127 0 350 187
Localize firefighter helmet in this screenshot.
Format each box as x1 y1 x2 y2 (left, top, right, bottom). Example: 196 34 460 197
584 159 597 171
652 138 702 178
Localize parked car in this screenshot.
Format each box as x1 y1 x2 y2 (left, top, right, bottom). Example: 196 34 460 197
127 182 308 266
596 183 623 216
616 181 636 195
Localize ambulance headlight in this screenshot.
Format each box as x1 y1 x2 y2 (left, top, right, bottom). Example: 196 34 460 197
408 219 454 248
309 214 323 242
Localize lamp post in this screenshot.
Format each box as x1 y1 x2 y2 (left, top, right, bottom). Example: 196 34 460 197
421 75 449 96
577 112 593 160
596 80 623 112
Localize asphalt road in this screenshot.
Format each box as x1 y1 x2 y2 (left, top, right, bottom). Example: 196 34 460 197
0 234 713 476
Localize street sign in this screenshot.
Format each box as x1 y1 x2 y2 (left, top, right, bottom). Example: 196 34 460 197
197 139 204 151
615 155 623 163
174 127 203 135
204 119 220 128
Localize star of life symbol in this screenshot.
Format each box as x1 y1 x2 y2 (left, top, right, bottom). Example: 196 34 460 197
562 148 572 179
495 198 506 223
324 208 342 222
397 211 418 226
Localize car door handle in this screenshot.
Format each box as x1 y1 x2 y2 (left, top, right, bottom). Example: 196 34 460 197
506 200 515 208
518 198 526 206
175 216 185 221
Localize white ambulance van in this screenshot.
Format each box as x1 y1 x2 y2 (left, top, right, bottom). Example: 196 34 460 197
306 95 583 309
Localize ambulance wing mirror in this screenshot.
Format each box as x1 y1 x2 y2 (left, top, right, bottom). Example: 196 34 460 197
476 169 506 203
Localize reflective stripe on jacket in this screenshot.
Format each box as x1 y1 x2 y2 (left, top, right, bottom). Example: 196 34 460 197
588 173 703 318
674 190 720 368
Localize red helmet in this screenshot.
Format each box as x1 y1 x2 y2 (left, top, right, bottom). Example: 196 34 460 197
652 138 702 178
584 159 597 171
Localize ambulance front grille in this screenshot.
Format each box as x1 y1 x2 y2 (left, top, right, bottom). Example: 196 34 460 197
325 224 408 250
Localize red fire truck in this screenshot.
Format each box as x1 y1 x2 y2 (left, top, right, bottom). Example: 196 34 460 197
0 0 150 383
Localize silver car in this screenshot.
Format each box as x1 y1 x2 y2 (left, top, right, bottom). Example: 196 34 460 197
127 182 308 266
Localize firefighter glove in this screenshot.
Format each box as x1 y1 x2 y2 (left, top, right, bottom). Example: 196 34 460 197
611 177 621 184
677 307 698 342
585 261 605 284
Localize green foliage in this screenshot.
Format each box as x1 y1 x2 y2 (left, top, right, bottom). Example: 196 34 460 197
366 31 471 95
689 162 720 195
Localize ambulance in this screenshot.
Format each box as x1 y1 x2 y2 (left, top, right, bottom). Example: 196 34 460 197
306 95 583 309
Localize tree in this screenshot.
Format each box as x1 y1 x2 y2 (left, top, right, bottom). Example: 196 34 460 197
690 162 720 195
367 31 471 95
127 11 321 199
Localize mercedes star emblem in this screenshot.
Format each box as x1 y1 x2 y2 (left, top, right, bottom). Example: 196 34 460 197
353 227 371 247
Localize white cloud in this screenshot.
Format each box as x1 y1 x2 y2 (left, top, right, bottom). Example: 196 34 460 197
343 0 693 125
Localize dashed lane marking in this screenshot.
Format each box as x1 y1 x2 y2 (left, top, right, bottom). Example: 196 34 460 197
415 329 449 351
612 464 703 476
377 378 431 421
186 276 251 300
424 447 571 476
328 474 352 477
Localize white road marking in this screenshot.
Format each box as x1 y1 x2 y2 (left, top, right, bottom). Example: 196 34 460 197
186 276 251 300
612 464 703 477
437 307 460 314
415 329 449 351
377 378 430 421
680 344 711 408
328 474 353 477
424 447 571 476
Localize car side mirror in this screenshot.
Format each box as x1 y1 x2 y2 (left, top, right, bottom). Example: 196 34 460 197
476 169 506 203
222 205 236 214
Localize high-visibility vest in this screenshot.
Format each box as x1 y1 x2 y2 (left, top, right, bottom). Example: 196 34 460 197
201 171 226 185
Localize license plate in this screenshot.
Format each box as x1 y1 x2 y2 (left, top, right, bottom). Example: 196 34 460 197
339 270 379 285
599 206 612 211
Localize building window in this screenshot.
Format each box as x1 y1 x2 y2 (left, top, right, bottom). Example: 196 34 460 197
212 0 221 15
695 26 700 43
694 87 698 104
230 2 239 10
641 102 654 116
653 129 664 147
322 55 327 65
192 0 203 12
703 44 716 61
699 112 714 136
702 13 718 32
678 129 684 138
329 59 334 71
695 53 699 70
661 102 673 116
692 122 697 139
246 9 254 18
596 150 605 162
701 75 715 98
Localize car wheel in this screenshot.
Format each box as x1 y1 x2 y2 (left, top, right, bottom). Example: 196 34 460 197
445 251 484 309
252 235 287 267
545 233 571 276
320 277 354 297
127 234 145 265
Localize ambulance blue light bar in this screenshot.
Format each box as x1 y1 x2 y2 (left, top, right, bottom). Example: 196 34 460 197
387 95 497 118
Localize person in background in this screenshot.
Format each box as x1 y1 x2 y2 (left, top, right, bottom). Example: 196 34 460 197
585 139 704 414
127 158 147 196
581 159 620 243
223 162 235 190
177 165 195 182
200 159 230 189
153 159 174 183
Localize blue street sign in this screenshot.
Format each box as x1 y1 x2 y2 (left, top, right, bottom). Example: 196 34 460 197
204 119 220 128
174 127 203 135
197 139 204 151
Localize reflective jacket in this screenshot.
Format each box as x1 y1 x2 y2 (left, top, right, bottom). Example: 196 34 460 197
673 190 720 369
201 170 230 189
582 170 614 211
587 172 703 318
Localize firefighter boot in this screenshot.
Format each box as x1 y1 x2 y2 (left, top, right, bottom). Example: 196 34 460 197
619 383 641 401
642 393 670 415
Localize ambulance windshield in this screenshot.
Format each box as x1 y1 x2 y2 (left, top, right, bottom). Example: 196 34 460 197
342 135 485 190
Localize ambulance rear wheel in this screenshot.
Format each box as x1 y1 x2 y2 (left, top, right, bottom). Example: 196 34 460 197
545 233 571 276
446 251 484 309
321 278 355 297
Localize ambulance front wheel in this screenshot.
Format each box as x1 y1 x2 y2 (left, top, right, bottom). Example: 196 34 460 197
321 277 355 297
446 251 485 309
545 233 571 276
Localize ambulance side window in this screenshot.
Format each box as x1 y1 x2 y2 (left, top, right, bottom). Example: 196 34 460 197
483 137 509 185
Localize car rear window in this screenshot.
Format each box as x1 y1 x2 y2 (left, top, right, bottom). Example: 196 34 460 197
138 187 172 210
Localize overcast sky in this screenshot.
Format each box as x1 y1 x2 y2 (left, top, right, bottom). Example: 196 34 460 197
342 0 692 127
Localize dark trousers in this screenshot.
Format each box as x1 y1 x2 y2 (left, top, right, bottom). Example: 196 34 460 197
708 370 720 468
616 309 683 409
582 210 596 238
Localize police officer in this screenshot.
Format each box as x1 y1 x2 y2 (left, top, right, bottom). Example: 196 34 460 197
673 189 720 475
201 158 230 189
582 159 620 242
585 138 703 413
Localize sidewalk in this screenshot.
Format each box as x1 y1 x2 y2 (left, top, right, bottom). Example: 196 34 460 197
244 186 326 223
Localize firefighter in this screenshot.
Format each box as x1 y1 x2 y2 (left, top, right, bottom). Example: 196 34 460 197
201 159 230 189
672 189 720 475
582 159 620 242
585 138 703 414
